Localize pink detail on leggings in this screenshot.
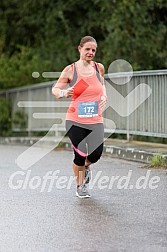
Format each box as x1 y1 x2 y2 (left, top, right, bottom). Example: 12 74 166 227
72 144 87 157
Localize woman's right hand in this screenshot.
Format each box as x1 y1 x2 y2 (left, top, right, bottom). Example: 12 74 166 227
64 87 74 98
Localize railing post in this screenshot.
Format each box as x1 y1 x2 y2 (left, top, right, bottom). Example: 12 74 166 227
28 89 32 137
126 82 130 141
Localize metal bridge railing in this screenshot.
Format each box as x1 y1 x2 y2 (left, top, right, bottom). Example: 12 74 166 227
0 69 167 139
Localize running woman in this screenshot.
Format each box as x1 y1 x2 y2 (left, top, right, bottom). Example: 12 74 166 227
52 36 107 198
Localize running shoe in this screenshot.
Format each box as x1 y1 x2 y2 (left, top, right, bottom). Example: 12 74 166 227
84 165 91 184
76 184 91 198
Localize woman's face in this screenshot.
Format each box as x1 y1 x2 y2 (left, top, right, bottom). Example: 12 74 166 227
78 42 97 62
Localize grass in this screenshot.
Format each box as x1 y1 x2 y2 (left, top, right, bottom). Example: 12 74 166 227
150 153 167 168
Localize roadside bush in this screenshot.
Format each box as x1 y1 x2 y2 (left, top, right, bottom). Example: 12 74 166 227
12 109 28 130
150 153 167 168
0 97 12 136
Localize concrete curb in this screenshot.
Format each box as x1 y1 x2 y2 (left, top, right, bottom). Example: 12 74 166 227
0 137 167 164
103 145 154 163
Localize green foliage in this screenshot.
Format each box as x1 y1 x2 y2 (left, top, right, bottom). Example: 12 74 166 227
101 0 167 70
0 97 12 136
0 0 166 90
12 109 28 129
0 46 50 89
150 153 167 168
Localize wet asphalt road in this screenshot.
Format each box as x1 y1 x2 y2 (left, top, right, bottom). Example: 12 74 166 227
0 145 167 252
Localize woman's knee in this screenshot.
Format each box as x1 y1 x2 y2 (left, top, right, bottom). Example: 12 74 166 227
87 154 101 163
73 154 86 166
87 144 103 163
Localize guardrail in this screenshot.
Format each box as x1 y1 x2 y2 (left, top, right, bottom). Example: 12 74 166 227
0 69 167 139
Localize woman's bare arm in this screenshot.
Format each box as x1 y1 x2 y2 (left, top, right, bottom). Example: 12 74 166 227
52 65 74 99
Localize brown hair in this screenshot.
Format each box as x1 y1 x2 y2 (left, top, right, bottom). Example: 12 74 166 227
79 36 97 47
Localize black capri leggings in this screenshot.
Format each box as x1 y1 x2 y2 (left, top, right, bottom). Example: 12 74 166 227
66 120 104 166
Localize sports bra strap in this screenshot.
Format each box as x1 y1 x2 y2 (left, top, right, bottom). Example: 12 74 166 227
94 62 101 82
69 63 77 87
69 62 102 87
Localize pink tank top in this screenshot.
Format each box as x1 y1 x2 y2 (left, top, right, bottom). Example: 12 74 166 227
66 62 104 124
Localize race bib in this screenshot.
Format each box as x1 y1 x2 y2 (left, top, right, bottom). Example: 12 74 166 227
78 101 98 118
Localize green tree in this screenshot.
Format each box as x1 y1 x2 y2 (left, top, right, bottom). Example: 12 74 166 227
101 0 167 70
0 97 11 136
0 0 166 90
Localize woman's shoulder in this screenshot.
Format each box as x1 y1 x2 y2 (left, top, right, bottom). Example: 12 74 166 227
63 63 74 73
60 63 76 82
